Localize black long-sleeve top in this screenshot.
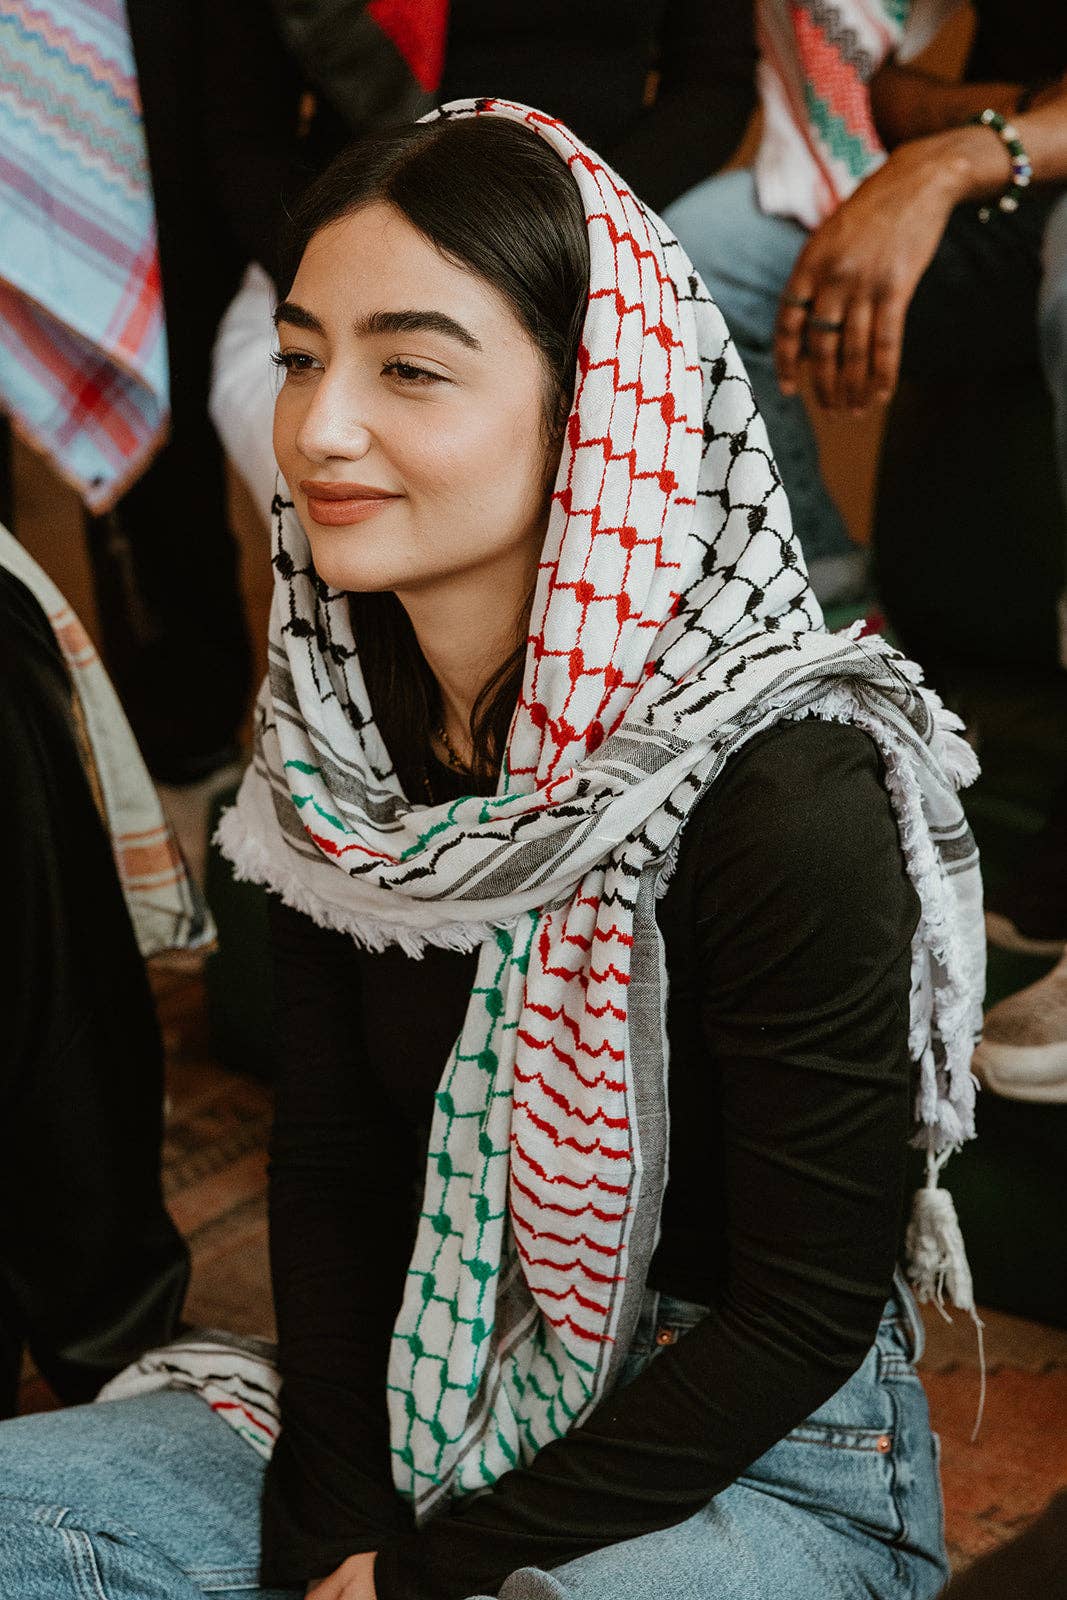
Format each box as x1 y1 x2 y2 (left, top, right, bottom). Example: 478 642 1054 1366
259 718 920 1599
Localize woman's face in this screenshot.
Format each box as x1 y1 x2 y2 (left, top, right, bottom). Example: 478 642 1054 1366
273 201 560 596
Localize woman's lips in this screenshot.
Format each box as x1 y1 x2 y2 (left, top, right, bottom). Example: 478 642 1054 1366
300 481 401 527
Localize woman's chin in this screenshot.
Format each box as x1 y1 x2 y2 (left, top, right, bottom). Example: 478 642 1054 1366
309 560 400 594
300 531 405 594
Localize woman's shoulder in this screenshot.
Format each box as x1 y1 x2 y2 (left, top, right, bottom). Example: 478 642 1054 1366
668 717 914 925
692 716 887 831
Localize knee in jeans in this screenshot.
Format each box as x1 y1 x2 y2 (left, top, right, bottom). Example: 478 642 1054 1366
497 1567 571 1599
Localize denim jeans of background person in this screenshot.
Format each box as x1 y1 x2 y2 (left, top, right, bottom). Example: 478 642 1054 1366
0 1281 947 1600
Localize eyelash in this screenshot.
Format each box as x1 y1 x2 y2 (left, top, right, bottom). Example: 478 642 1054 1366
382 359 442 386
271 350 317 375
270 351 443 386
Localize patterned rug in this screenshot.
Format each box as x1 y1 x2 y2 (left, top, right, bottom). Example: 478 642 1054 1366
921 1309 1067 1570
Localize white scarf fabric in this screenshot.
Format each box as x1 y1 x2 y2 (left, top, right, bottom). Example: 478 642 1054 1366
217 99 984 1518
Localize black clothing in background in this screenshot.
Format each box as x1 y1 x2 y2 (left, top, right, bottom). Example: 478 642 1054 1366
268 0 436 164
84 0 285 783
966 0 1067 85
260 718 919 1598
279 0 756 247
874 11 1067 684
439 0 756 211
0 569 189 1415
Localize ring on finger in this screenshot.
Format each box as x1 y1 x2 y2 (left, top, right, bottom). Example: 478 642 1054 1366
808 315 845 333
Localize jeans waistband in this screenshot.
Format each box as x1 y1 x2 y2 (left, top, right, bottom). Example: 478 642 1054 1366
632 1267 924 1364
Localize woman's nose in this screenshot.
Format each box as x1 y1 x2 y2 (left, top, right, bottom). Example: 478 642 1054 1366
294 370 374 465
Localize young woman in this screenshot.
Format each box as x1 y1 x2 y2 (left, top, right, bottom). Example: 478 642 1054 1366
0 103 983 1600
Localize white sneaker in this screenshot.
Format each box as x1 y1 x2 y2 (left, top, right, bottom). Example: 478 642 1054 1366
974 953 1067 1103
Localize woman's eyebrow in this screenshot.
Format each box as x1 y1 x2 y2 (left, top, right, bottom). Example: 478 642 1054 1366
271 301 482 351
358 308 482 351
273 300 324 334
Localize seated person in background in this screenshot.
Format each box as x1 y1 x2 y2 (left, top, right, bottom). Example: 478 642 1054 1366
665 0 1067 607
210 0 757 524
0 528 205 1417
0 106 984 1600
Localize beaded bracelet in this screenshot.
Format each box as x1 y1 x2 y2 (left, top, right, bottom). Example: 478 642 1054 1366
969 108 1033 221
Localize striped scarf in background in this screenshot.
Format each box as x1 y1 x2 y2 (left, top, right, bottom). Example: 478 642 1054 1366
0 523 210 955
755 0 961 228
0 0 167 511
213 100 985 1513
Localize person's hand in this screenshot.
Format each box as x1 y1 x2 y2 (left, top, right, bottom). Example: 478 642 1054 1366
305 1552 378 1600
774 137 971 412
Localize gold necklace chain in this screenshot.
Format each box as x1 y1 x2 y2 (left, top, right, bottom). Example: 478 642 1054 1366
423 723 469 805
435 722 468 774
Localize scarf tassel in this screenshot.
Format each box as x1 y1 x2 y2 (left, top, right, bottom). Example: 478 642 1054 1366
906 1151 986 1440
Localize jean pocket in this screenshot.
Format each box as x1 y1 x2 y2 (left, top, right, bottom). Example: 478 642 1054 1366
741 1415 903 1544
740 1340 906 1543
649 1293 710 1348
611 1293 710 1393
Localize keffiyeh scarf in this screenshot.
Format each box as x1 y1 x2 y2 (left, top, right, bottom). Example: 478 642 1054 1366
217 99 984 1517
755 0 962 228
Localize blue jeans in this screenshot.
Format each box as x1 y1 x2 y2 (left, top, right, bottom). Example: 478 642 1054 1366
665 169 1067 599
0 1279 946 1599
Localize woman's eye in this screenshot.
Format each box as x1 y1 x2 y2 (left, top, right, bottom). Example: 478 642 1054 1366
382 360 443 386
271 350 320 377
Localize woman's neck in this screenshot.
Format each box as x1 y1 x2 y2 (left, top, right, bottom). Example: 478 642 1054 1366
398 557 536 768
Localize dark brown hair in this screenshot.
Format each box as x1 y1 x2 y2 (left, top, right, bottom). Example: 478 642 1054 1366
281 115 590 793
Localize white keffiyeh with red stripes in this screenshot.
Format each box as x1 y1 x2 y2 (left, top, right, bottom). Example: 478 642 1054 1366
210 100 983 1514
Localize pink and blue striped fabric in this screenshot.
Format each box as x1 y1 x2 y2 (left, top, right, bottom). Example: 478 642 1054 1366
0 0 168 510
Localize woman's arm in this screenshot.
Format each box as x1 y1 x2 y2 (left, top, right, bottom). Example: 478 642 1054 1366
260 900 419 1587
371 720 918 1600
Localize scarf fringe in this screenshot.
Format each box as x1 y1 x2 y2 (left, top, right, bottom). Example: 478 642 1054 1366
849 715 978 1146
771 688 980 1148
214 802 508 960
